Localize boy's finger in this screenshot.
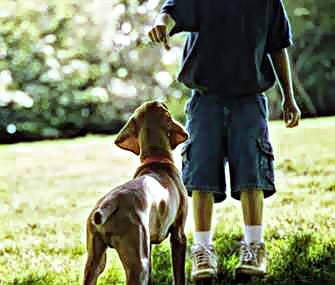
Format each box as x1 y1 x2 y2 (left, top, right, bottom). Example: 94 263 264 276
151 29 160 43
148 31 155 43
285 112 295 128
286 119 293 128
286 113 296 128
156 29 165 42
291 113 300 127
163 37 170 50
286 111 300 128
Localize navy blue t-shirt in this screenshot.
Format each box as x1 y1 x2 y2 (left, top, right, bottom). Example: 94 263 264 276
161 0 293 95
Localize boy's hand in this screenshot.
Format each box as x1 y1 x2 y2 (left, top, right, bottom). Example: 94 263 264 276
148 13 172 50
270 49 301 128
148 25 170 50
282 98 301 128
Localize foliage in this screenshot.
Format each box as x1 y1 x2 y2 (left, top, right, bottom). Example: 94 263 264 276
0 0 185 142
284 0 335 117
0 0 334 142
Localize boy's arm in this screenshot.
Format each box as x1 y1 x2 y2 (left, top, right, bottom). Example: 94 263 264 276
270 48 301 128
267 0 300 128
148 0 178 50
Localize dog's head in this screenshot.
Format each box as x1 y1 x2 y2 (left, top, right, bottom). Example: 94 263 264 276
115 101 188 155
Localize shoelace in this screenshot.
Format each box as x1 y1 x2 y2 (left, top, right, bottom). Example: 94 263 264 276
240 242 257 262
193 246 215 267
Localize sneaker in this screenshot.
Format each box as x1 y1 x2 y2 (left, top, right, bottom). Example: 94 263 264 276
235 241 267 276
191 244 218 280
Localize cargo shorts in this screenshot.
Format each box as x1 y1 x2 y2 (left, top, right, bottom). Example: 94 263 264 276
181 91 276 202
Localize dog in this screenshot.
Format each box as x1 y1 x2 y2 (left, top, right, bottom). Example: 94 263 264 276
83 101 189 285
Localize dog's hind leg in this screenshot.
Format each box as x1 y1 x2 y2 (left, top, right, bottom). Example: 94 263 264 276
170 226 187 285
117 225 151 285
83 229 107 285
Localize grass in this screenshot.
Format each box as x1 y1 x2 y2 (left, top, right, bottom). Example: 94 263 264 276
0 117 334 284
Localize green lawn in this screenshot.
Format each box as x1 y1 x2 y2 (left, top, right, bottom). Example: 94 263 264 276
0 117 334 285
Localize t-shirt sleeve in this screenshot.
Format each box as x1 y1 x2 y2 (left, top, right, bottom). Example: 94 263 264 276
266 0 293 53
160 0 199 36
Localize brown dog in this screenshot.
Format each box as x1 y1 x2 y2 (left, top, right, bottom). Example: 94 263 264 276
83 101 189 285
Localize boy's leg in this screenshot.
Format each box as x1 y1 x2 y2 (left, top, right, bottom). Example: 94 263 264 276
228 94 275 276
193 191 214 232
191 191 217 280
241 190 263 224
181 92 229 280
241 190 264 245
237 190 267 276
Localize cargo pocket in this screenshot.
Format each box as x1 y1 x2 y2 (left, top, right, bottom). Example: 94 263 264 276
257 138 275 186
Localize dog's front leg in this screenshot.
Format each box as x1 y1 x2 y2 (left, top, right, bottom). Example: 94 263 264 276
170 227 187 285
83 228 107 285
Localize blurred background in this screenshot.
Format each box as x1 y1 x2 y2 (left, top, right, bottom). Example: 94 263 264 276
0 0 334 143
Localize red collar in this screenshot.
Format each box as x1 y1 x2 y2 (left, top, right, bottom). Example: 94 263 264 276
141 156 174 167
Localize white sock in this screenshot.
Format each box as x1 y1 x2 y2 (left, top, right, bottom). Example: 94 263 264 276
244 225 263 244
194 231 212 245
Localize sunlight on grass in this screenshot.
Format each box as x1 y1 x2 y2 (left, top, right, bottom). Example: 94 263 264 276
0 117 334 284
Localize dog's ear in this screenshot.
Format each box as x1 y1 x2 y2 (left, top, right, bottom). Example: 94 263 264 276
114 117 140 155
168 118 189 149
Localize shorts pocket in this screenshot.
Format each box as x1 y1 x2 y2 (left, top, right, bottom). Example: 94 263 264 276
257 138 275 185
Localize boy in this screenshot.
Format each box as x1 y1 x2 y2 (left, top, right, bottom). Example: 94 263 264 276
148 0 301 280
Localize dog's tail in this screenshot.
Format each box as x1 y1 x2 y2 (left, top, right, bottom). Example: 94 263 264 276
92 203 118 226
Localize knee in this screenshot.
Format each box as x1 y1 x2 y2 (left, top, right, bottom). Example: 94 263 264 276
240 189 264 201
192 191 214 202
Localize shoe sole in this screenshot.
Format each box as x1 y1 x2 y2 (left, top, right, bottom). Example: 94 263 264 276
235 267 266 278
236 267 266 276
193 277 216 285
192 269 217 281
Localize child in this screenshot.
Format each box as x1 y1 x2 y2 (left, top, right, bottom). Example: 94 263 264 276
149 0 301 280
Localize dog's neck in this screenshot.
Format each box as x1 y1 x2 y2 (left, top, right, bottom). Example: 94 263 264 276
140 147 173 163
141 156 174 166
